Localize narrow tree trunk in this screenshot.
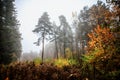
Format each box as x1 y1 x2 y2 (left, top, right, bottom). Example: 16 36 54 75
81 40 85 54
71 42 74 58
55 35 58 59
63 30 66 58
93 62 96 80
63 42 66 58
76 39 79 57
41 34 44 63
59 43 62 57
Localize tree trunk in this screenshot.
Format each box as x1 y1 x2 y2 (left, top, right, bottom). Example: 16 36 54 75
71 42 74 58
55 36 58 59
41 34 45 63
63 37 66 58
63 30 66 58
75 39 79 58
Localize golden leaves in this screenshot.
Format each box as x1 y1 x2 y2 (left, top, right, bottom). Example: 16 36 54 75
88 25 115 49
86 25 116 65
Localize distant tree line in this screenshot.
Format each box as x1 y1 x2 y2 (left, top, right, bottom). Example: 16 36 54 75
20 51 39 61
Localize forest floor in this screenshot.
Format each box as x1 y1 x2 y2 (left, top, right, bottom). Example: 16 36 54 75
0 60 86 80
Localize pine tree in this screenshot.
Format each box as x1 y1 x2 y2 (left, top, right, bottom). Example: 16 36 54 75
58 15 73 58
33 12 53 63
0 0 21 64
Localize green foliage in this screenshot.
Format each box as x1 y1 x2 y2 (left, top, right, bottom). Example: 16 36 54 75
68 58 79 65
54 58 69 67
58 15 73 58
33 57 42 65
65 48 72 59
54 58 78 68
82 47 102 64
81 25 120 80
0 0 21 64
33 12 53 63
32 57 79 68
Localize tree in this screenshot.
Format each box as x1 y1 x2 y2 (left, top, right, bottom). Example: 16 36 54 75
78 6 91 55
51 22 59 59
58 15 73 58
105 0 120 32
47 22 60 59
33 12 53 63
87 25 115 59
106 0 120 7
82 25 120 79
73 1 110 57
0 0 21 64
88 0 110 27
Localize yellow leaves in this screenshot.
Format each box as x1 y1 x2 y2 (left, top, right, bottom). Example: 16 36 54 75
54 58 69 68
65 48 72 58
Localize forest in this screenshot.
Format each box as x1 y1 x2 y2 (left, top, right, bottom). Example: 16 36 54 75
0 0 120 80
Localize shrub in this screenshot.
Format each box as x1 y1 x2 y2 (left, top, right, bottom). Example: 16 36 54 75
0 62 82 80
54 58 69 67
33 58 42 65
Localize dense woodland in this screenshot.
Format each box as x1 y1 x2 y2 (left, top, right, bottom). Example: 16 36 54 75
0 0 120 80
0 0 21 64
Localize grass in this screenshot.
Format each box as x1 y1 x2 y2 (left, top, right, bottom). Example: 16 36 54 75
33 57 79 67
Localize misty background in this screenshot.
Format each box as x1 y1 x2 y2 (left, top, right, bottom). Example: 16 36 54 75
14 0 106 60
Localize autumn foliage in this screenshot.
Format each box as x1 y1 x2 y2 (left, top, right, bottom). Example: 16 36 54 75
87 25 115 62
0 62 82 80
82 25 120 80
88 25 115 50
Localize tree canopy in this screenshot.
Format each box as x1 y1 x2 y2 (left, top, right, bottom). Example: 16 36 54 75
0 0 21 64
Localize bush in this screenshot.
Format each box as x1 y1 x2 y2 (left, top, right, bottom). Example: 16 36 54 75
0 62 82 80
54 58 69 67
33 58 42 65
54 58 79 68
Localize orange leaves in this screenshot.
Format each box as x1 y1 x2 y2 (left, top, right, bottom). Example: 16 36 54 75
86 25 116 65
88 25 115 50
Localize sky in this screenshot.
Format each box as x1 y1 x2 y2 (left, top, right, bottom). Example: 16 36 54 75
15 0 104 53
